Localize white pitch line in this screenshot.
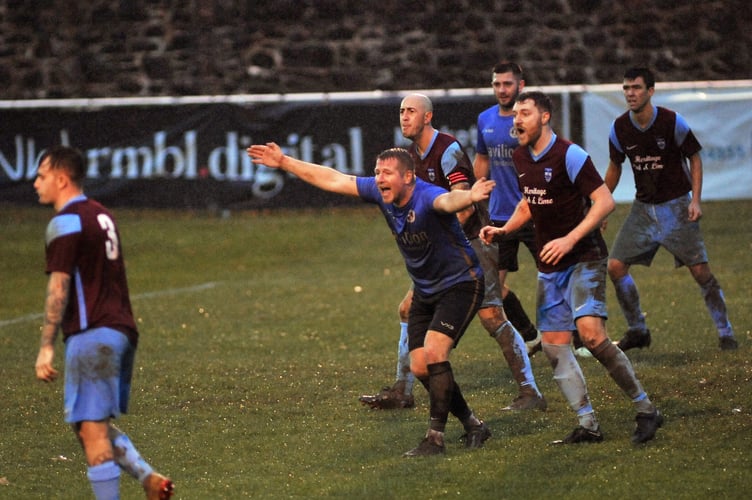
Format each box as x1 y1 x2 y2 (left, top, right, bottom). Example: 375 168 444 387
0 281 221 329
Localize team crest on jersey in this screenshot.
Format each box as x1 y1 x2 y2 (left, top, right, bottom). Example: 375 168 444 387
656 137 666 150
427 168 436 182
510 127 518 139
544 167 553 183
407 209 416 223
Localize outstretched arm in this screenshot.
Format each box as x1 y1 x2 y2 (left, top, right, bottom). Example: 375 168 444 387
248 142 359 197
479 197 531 244
433 177 495 214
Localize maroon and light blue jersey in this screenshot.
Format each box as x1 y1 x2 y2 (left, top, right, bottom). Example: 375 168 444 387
476 105 522 222
408 130 489 238
44 195 138 345
609 105 701 204
356 177 481 296
513 134 608 273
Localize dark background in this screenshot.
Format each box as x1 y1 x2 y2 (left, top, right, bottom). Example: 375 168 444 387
2 0 750 100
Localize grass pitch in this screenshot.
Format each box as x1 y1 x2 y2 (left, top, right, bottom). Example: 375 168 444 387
1 200 750 499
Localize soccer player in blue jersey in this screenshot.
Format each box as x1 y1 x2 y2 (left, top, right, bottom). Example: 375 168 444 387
480 91 663 444
360 93 545 413
33 146 174 499
474 62 547 355
605 67 737 351
476 62 589 358
248 143 494 456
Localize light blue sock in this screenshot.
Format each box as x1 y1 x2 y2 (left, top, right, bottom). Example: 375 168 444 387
87 460 120 500
396 322 415 395
613 274 647 331
699 276 734 337
112 433 153 483
543 342 597 429
511 323 540 394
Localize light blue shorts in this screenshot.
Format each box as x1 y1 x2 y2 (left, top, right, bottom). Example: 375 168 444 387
536 259 608 332
64 327 134 423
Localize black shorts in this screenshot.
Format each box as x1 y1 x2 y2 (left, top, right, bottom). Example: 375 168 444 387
492 220 538 272
407 279 484 352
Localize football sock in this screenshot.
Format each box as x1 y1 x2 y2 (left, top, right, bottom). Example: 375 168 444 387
87 460 121 500
396 322 415 395
632 392 654 414
699 276 735 337
543 342 593 421
418 369 474 427
426 361 460 434
590 338 649 404
492 320 540 394
612 274 648 332
502 289 537 341
577 408 599 431
111 432 154 483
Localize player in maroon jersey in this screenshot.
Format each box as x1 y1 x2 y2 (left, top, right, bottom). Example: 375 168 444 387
605 67 737 351
33 146 173 499
480 91 662 444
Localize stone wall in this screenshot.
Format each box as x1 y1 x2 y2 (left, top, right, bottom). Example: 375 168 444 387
1 0 750 99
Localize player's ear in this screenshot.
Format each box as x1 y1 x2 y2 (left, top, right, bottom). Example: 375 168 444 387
54 171 69 190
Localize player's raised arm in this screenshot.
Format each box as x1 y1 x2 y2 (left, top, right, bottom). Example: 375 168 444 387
248 142 359 197
433 177 495 214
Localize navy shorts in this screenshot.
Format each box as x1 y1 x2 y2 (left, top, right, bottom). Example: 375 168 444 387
492 220 538 272
407 279 484 352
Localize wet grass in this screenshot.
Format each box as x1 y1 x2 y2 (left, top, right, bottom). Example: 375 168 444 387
1 201 750 499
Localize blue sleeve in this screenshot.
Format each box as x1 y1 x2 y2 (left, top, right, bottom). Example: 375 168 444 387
441 142 464 178
608 122 622 154
46 214 82 246
475 115 488 155
674 112 692 147
565 144 590 183
356 176 379 203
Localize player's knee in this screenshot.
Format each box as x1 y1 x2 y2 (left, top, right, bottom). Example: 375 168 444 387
480 316 503 336
690 263 713 286
607 258 627 280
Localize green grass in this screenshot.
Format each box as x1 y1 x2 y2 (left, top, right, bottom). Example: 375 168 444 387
1 201 751 499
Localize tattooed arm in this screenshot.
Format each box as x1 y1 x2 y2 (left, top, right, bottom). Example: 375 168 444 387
35 271 70 382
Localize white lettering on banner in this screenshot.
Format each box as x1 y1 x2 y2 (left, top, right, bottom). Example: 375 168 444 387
281 128 364 175
0 136 36 181
2 126 366 200
0 131 73 181
87 130 198 179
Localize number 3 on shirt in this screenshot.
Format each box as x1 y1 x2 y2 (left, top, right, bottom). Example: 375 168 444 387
97 214 120 260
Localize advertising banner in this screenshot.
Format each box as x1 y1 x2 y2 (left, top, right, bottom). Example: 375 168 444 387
3 85 748 209
1 96 494 209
